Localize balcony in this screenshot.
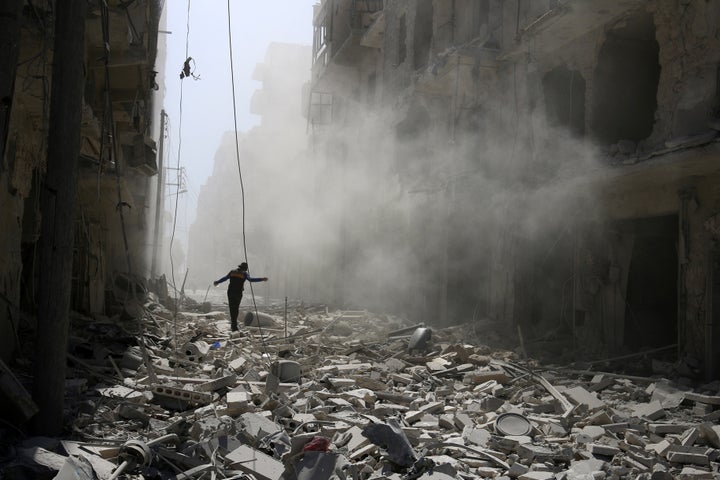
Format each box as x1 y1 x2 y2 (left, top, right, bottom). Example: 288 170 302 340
501 0 645 60
312 0 383 90
122 134 158 176
416 47 499 97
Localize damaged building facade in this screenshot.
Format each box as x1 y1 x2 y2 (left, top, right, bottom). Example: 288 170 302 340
0 1 163 363
306 0 720 378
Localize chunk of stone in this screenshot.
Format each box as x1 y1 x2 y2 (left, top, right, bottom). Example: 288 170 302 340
587 443 621 456
563 386 606 412
226 445 284 480
632 400 666 420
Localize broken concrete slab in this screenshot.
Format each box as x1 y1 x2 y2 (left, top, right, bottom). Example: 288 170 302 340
225 444 284 480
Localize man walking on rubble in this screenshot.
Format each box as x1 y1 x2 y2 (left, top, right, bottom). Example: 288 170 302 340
213 262 268 332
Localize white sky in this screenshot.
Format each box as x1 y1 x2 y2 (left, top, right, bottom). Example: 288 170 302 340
160 0 316 246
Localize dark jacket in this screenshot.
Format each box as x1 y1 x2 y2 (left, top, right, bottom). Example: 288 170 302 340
215 269 264 296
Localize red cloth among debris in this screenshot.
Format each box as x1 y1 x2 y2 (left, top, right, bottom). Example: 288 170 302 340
302 436 331 452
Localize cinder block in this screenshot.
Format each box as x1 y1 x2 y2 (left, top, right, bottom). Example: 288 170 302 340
150 385 212 406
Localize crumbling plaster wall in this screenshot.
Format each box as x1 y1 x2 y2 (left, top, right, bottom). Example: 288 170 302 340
650 0 720 143
0 30 49 361
382 0 421 99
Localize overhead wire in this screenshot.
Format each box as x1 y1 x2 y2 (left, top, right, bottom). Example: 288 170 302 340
168 0 192 358
225 0 270 357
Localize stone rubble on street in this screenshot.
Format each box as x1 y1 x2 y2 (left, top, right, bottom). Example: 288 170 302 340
2 296 720 480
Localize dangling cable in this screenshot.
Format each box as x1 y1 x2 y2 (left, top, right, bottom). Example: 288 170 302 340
168 0 192 361
225 0 269 355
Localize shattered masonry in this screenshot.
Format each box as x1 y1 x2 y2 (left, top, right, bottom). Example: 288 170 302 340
4 302 720 479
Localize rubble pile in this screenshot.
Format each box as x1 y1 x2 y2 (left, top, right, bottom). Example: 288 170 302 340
2 298 720 480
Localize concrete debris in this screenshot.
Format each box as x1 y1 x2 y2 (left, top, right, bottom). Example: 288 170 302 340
1 298 720 480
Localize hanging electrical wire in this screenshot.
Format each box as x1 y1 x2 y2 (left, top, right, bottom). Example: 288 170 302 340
168 0 193 360
226 0 270 355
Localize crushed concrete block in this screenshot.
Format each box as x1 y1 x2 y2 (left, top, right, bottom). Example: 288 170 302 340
463 426 490 447
419 401 444 414
479 396 505 412
426 358 452 372
390 373 413 385
584 410 612 426
53 455 96 480
646 439 672 456
518 471 555 480
567 457 607 477
632 400 666 420
439 414 455 429
508 461 529 477
117 403 150 423
588 375 614 392
603 422 629 433
578 425 605 440
587 443 621 456
683 392 720 406
516 443 555 462
225 444 284 480
563 386 606 412
624 430 647 447
151 385 213 406
405 410 424 424
625 449 655 469
197 373 237 392
415 414 439 429
327 378 356 389
348 442 377 461
621 455 651 472
648 423 691 435
466 370 509 385
384 358 407 372
666 445 711 466
677 466 716 479
650 381 687 409
344 425 370 452
477 466 503 477
693 403 714 416
60 441 117 478
374 403 409 416
680 427 700 447
96 385 146 402
239 412 280 442
454 412 474 430
226 387 252 414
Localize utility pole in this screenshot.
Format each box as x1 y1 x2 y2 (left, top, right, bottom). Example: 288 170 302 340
33 0 87 436
151 109 167 279
0 0 23 173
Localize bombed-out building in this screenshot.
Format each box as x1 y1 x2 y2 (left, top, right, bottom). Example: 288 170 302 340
307 0 720 378
0 0 163 430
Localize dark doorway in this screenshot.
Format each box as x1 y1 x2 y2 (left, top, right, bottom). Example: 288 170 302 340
621 215 678 349
590 12 660 144
542 65 586 137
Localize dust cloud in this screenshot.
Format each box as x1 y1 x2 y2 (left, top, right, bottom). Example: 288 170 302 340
185 43 605 328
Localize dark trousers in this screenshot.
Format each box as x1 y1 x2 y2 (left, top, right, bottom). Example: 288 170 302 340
228 293 242 331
